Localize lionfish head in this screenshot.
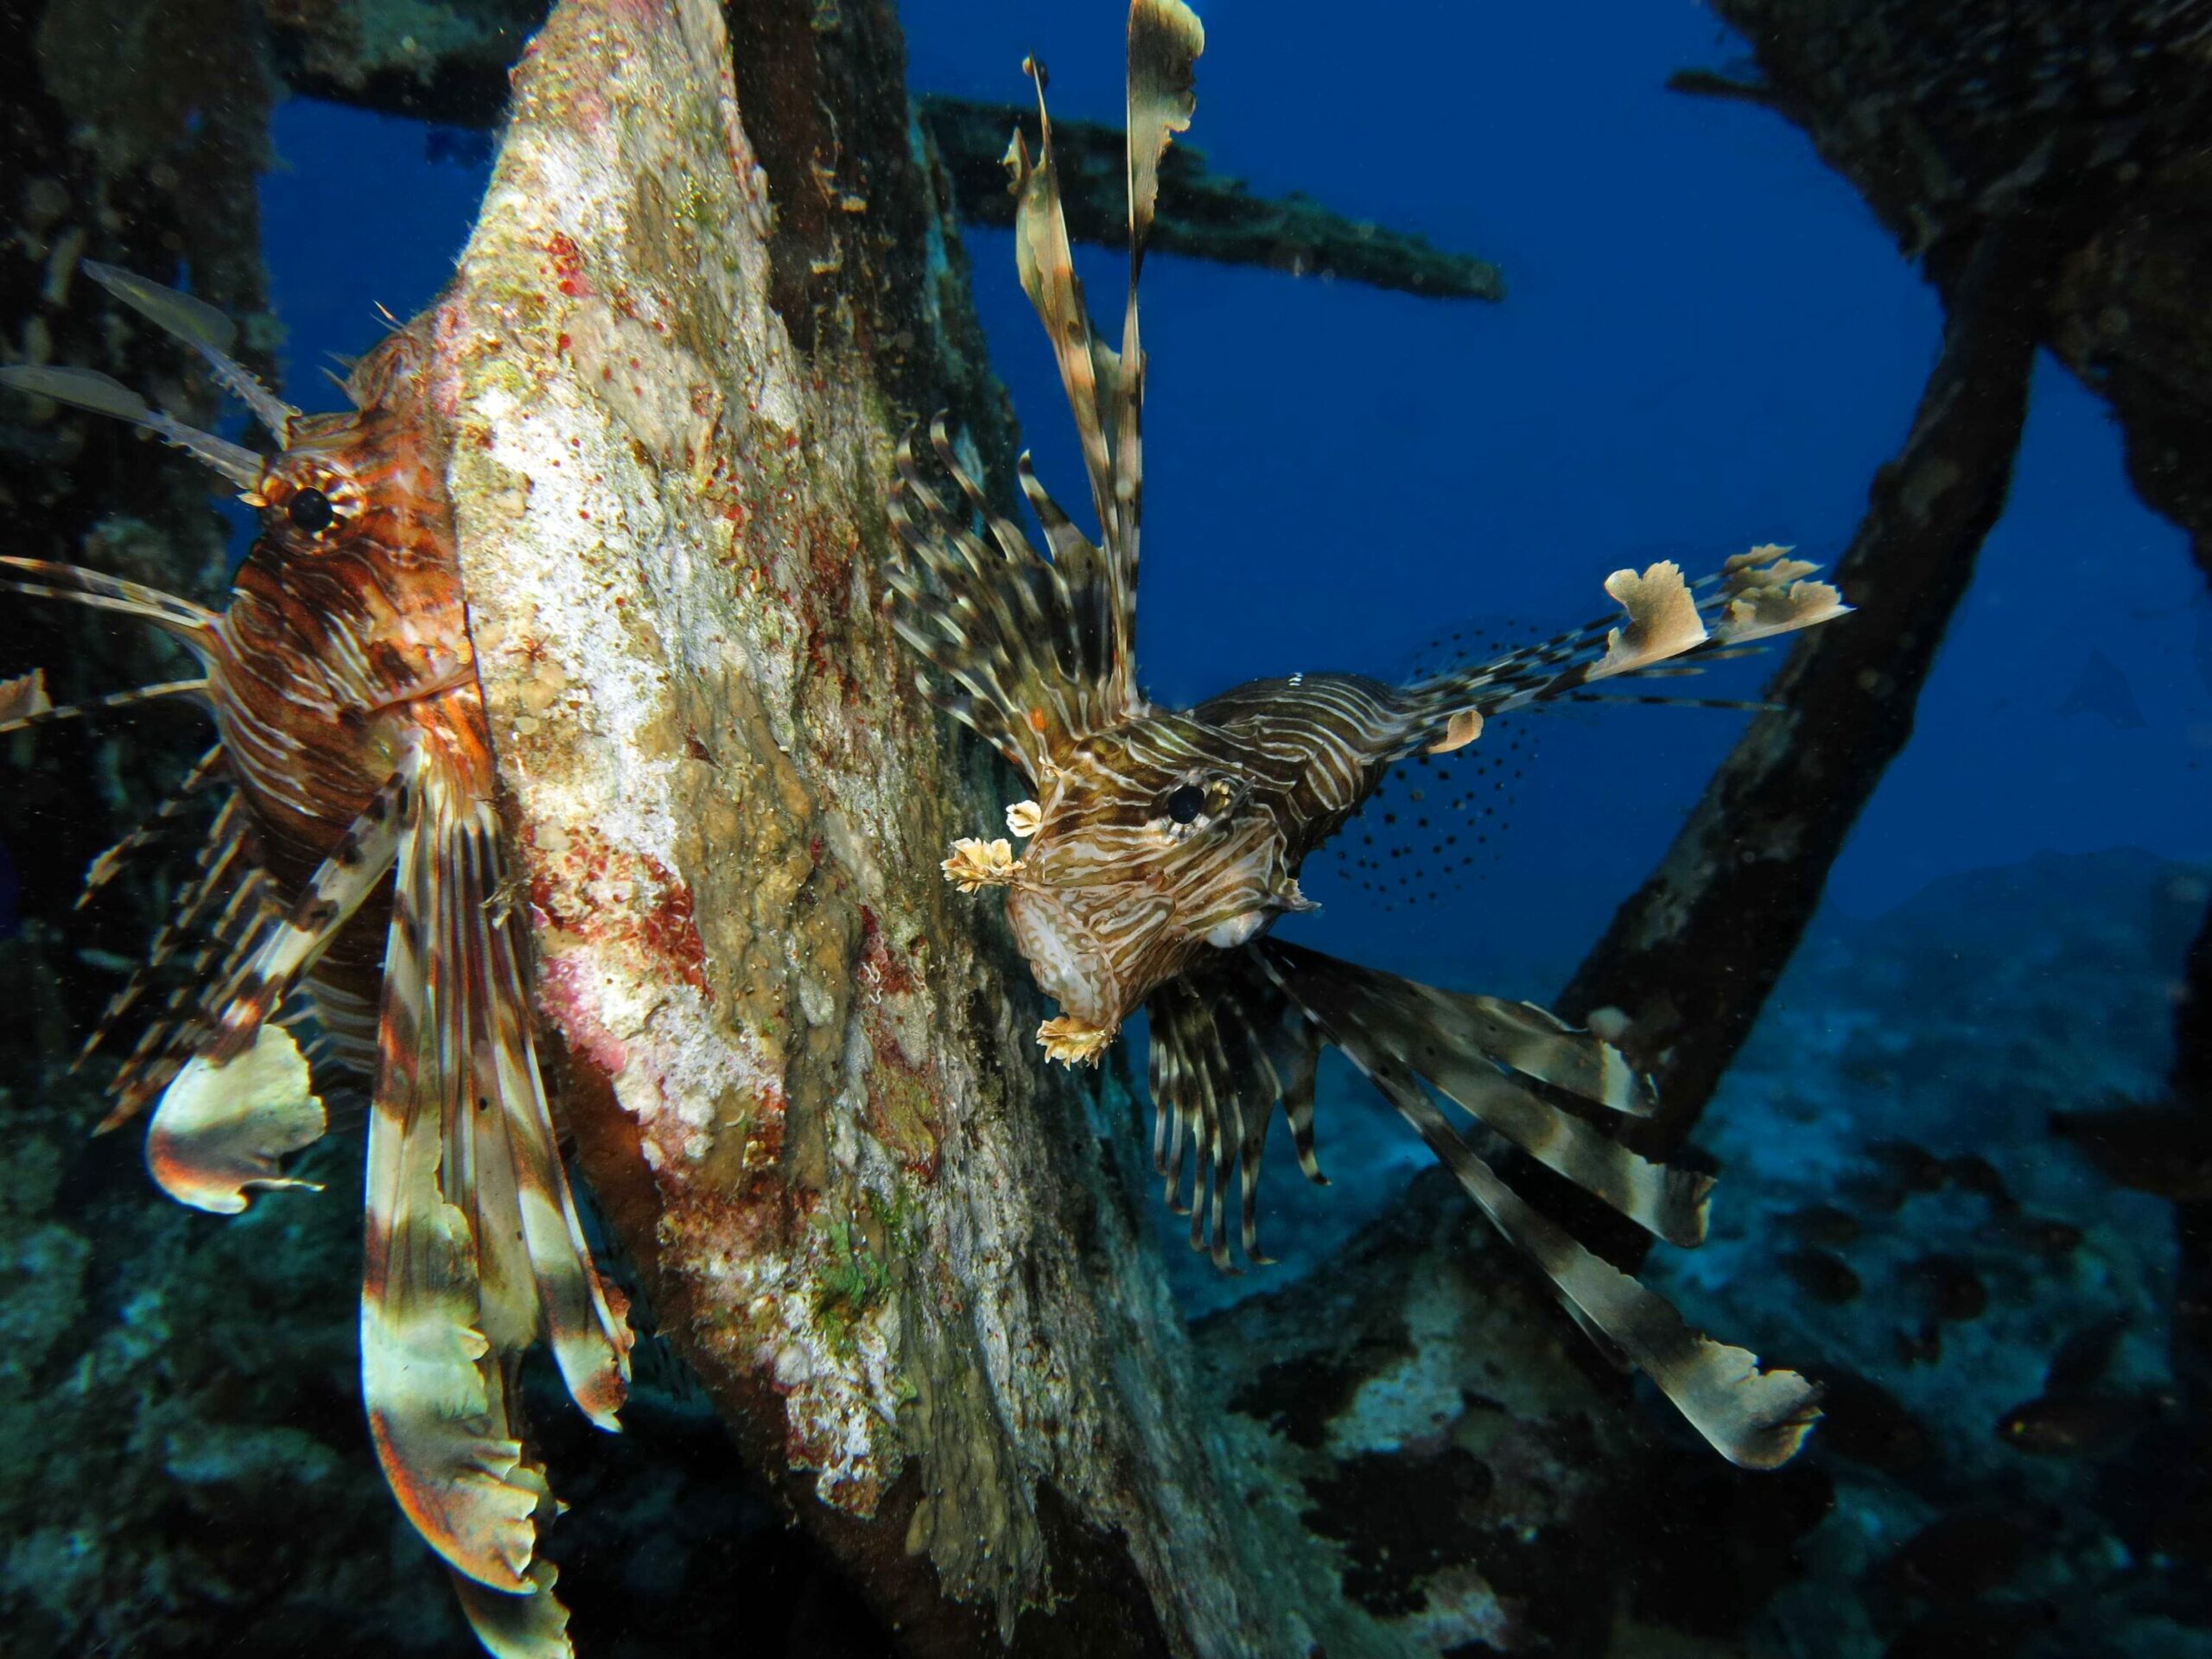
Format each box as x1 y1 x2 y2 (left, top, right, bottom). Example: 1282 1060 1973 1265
953 720 1307 1063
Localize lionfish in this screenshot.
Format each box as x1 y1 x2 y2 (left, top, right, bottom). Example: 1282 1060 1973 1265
1 269 631 1655
890 0 1846 1469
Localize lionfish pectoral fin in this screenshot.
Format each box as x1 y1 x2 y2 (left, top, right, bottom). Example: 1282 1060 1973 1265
0 556 219 645
79 260 299 443
145 1021 327 1213
450 785 636 1426
364 741 631 1604
446 1454 575 1659
450 1562 573 1659
198 765 412 1064
1248 940 1818 1468
1401 545 1850 737
1146 950 1319 1269
0 364 263 490
1260 942 1700 1243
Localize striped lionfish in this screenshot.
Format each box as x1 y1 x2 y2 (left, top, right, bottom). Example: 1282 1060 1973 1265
890 0 1847 1469
2 270 631 1655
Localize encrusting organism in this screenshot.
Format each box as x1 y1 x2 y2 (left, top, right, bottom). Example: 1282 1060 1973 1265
891 0 1846 1469
1 267 632 1657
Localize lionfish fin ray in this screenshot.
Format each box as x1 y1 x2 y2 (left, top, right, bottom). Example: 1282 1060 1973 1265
80 260 299 442
1260 944 1700 1244
79 743 227 908
0 364 264 488
1145 950 1319 1267
363 741 628 1604
1242 940 1817 1468
0 556 219 644
1399 546 1848 742
0 677 207 736
199 766 410 1063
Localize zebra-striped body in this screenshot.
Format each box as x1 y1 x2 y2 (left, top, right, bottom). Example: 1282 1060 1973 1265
3 268 628 1658
1007 674 1408 1030
895 0 1845 1471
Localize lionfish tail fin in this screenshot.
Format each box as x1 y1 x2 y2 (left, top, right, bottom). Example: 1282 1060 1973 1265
0 364 264 489
1402 543 1850 743
361 739 630 1610
1147 940 1816 1465
79 260 300 443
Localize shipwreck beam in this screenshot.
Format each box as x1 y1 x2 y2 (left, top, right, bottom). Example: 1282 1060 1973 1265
1552 0 2212 1180
440 1 1286 1650
1555 232 2044 1204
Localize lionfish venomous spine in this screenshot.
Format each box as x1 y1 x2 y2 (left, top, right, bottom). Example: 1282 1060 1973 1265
2 269 632 1657
891 0 1848 1469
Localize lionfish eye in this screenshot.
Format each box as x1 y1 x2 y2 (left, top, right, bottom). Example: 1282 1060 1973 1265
1165 783 1205 824
288 487 336 533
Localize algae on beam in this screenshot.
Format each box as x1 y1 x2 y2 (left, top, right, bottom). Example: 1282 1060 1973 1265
441 1 1280 1649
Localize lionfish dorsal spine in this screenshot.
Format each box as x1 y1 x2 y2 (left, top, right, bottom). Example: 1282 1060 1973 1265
79 260 301 444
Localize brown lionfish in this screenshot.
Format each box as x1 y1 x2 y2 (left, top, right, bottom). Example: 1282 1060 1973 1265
1 269 631 1655
890 0 1846 1469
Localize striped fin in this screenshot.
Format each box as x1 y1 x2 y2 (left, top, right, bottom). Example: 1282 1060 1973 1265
888 3 1203 770
100 873 281 1126
137 776 407 1211
1248 940 1820 1470
0 556 219 644
1147 955 1319 1269
1259 944 1703 1247
888 421 1126 779
88 799 270 1123
0 365 264 489
197 768 411 1065
363 739 630 1611
79 260 299 443
78 742 227 908
1398 547 1849 746
0 677 207 735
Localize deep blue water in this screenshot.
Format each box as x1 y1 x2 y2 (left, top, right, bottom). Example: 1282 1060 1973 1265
264 1 2212 995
